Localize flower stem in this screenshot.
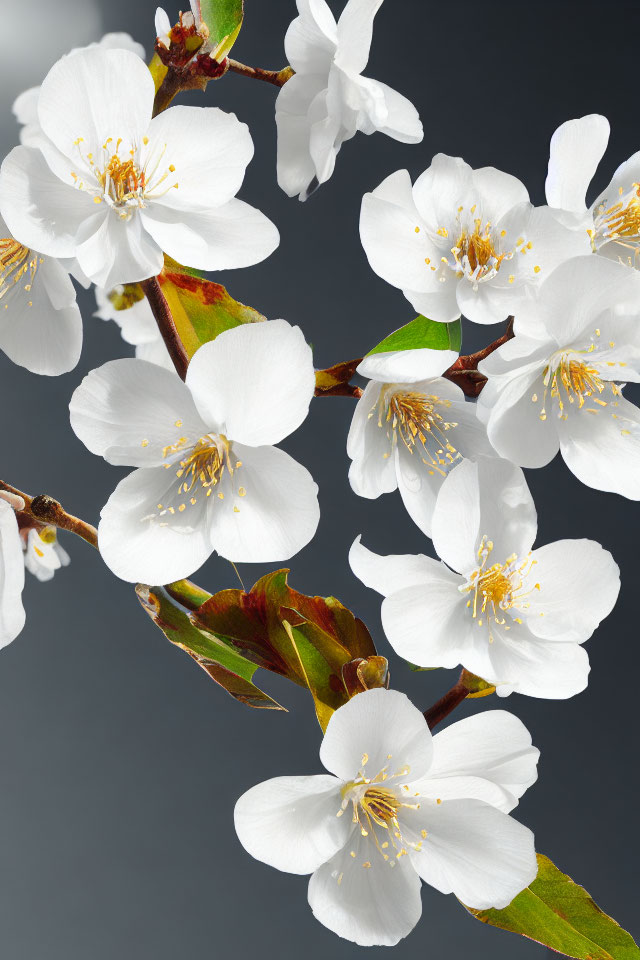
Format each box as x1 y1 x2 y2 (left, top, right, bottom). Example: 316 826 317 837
140 276 189 380
443 316 515 397
0 480 98 549
423 671 469 729
226 59 294 87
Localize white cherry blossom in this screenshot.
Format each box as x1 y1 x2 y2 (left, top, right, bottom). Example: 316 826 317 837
0 48 279 290
0 494 26 648
276 0 423 201
348 350 493 536
0 215 82 375
360 157 589 325
478 256 640 498
546 114 640 269
95 286 172 370
69 320 320 584
235 688 538 946
351 458 620 699
12 33 146 147
23 527 71 583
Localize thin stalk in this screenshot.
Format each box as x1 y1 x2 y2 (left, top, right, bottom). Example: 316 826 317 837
0 481 98 550
226 59 294 87
140 276 189 380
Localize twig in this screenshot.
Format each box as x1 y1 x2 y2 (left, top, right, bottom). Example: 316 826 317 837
443 317 514 397
140 277 189 380
423 672 469 730
226 59 294 87
0 481 98 550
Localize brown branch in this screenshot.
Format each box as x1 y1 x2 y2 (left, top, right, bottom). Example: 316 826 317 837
443 316 514 397
423 673 469 730
226 59 294 87
0 481 98 550
140 276 189 380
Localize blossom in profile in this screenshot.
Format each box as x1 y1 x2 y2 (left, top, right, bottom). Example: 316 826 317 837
235 688 538 946
0 216 82 375
546 114 640 268
351 458 620 698
478 256 640 498
0 48 279 290
69 320 320 584
360 158 589 325
12 33 146 146
23 527 71 583
348 349 493 535
276 0 423 201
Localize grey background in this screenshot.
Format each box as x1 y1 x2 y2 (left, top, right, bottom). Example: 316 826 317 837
0 0 637 957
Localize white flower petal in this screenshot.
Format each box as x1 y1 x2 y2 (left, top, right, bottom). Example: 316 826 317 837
0 145 94 259
37 48 154 161
185 320 315 447
412 711 539 813
234 775 347 875
347 381 398 499
485 622 590 699
369 80 423 144
94 287 159 345
0 255 82 375
136 337 174 370
546 115 610 214
381 576 471 670
155 7 172 43
524 540 620 642
319 689 433 783
0 501 26 648
335 0 382 74
455 280 509 326
472 166 529 221
348 535 444 597
98 466 214 584
479 363 561 468
405 799 537 909
356 347 456 383
412 154 474 229
147 106 254 211
285 0 337 75
75 209 164 289
141 199 279 272
359 170 438 294
208 443 320 563
69 359 208 467
308 828 422 946
276 73 327 199
558 393 640 499
431 458 537 576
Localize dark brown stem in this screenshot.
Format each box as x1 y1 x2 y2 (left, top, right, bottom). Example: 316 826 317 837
443 316 515 397
423 673 468 730
0 481 98 550
226 59 294 87
152 67 185 116
140 277 189 380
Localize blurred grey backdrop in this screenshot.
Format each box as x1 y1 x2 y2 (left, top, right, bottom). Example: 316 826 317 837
0 0 638 957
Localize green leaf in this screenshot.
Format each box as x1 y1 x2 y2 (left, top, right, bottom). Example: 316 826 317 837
366 315 461 356
467 854 640 959
193 569 380 730
158 258 265 359
136 582 285 710
196 0 244 60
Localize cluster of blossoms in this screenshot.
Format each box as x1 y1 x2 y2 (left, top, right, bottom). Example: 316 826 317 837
0 0 637 950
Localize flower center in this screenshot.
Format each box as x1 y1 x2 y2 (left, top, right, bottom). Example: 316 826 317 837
376 388 461 478
71 136 178 220
144 432 244 523
453 221 506 277
334 756 426 878
536 353 614 422
591 183 640 261
461 536 539 641
0 238 40 308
